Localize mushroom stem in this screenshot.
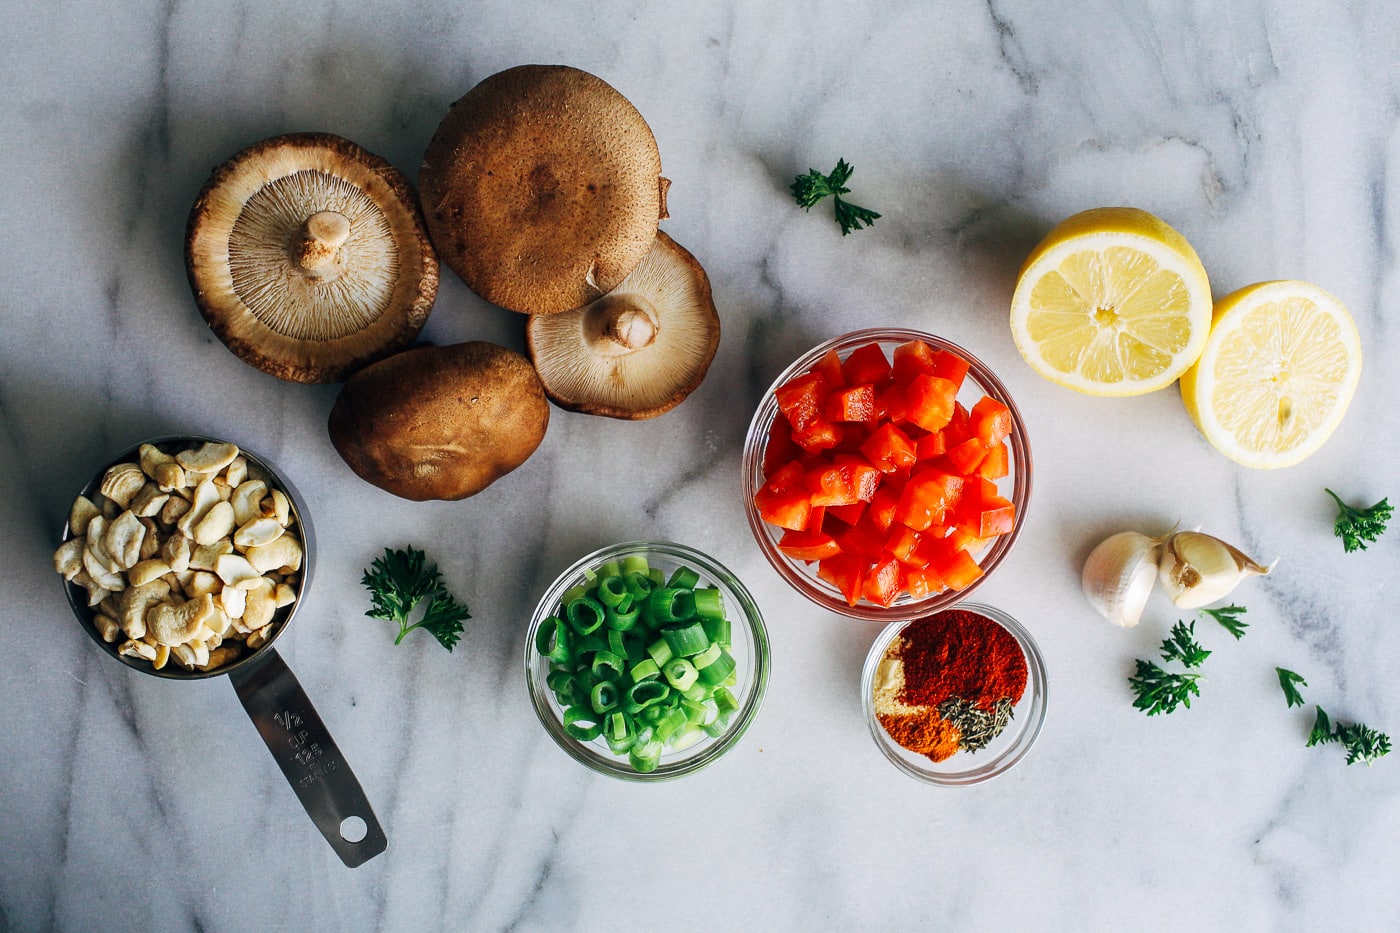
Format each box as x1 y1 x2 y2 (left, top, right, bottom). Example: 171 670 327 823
584 294 659 356
291 211 351 281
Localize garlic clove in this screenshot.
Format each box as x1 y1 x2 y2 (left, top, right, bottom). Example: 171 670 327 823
1158 531 1274 609
1082 531 1164 628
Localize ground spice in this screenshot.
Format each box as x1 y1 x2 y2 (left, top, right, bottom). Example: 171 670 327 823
873 609 1028 763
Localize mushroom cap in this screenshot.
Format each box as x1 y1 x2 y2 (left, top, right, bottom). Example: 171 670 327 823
419 65 667 316
526 231 720 420
185 133 439 384
327 341 550 501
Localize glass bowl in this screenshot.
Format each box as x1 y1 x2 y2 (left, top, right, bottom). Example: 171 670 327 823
861 603 1046 785
742 327 1032 622
524 541 770 781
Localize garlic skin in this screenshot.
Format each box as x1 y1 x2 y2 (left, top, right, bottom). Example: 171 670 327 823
1158 531 1274 609
1082 531 1164 627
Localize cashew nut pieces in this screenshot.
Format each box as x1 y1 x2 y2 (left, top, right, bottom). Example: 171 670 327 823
55 441 301 673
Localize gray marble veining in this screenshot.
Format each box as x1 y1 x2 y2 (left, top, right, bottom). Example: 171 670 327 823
3 1 1398 931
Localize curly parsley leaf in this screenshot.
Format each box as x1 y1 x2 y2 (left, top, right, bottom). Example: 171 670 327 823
790 158 881 235
1200 604 1249 640
1275 667 1307 708
1128 659 1202 716
361 546 470 651
1307 705 1391 765
1160 620 1211 669
1324 488 1391 553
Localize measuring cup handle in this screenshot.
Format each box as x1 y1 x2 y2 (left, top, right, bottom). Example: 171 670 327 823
229 648 386 867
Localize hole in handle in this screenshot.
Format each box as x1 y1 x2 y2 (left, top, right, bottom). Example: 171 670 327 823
339 816 368 844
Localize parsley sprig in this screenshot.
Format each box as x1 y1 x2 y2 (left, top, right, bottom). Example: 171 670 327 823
1129 659 1201 716
361 546 470 651
1275 667 1307 708
1201 604 1249 640
1324 488 1391 553
790 158 881 235
1308 705 1392 766
1160 620 1211 669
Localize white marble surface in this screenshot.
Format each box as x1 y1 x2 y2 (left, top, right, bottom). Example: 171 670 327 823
3 1 1399 930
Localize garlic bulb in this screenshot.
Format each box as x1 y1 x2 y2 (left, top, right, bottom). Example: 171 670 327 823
1158 531 1275 609
1082 531 1164 628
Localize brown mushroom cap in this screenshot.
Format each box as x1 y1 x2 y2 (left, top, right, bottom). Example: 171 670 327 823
419 65 667 316
186 133 439 383
327 341 549 501
526 231 719 420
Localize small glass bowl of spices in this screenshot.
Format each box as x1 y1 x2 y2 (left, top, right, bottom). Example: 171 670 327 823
861 603 1046 784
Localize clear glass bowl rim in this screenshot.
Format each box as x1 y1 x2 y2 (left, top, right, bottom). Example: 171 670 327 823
523 540 771 782
741 327 1033 622
860 602 1047 785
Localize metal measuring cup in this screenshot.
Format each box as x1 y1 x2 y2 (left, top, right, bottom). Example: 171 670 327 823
61 436 386 867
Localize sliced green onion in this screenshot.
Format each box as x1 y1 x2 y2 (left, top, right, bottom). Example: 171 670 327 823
623 572 654 599
621 555 650 577
629 744 662 773
626 679 670 711
546 670 577 694
590 680 620 714
646 637 673 667
693 587 724 620
663 657 699 692
648 568 665 587
667 566 701 589
607 710 633 742
697 648 736 685
663 621 709 657
713 685 740 715
604 599 641 631
690 642 723 670
562 707 602 741
670 724 706 751
590 650 625 681
680 682 710 702
565 596 606 635
596 575 628 608
701 615 730 648
628 658 661 682
702 711 732 738
562 583 590 605
655 706 688 742
595 559 622 579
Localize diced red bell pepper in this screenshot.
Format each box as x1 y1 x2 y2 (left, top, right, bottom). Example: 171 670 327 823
860 422 917 473
834 515 888 559
945 437 990 474
811 349 845 388
817 553 866 606
792 416 840 453
893 470 963 532
891 340 938 383
974 499 1016 538
902 565 946 599
885 525 923 564
976 441 1009 480
946 524 994 554
775 371 830 432
902 374 958 433
927 544 984 591
970 396 1013 445
754 484 812 531
940 402 972 447
914 431 946 460
841 343 893 388
803 504 827 533
862 556 903 607
777 529 841 562
763 417 800 477
807 456 881 507
764 459 806 493
926 349 971 389
825 501 867 526
823 384 878 423
867 483 903 531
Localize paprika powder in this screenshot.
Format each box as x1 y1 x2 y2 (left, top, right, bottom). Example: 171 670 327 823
874 608 1027 762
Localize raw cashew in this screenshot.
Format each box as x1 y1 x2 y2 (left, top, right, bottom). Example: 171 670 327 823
177 441 240 475
118 640 158 662
160 495 192 526
117 578 171 640
224 457 248 488
147 594 218 647
140 444 186 491
246 536 302 574
69 495 101 536
103 511 146 570
188 539 233 571
127 558 171 587
53 537 85 580
192 501 236 546
130 483 170 518
243 578 277 630
231 481 268 527
177 480 221 538
213 554 261 589
161 534 192 574
99 463 146 509
219 584 246 619
234 517 283 549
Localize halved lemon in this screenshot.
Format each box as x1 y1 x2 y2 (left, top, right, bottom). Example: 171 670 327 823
1009 207 1213 396
1180 280 1361 469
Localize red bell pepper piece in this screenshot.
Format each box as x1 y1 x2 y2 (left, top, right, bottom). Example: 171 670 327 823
862 556 903 607
811 349 845 388
893 469 963 531
754 484 812 531
925 349 971 389
970 396 1013 445
867 482 903 531
914 430 946 460
817 553 866 606
807 456 881 507
763 416 800 477
834 514 888 559
902 565 946 599
945 437 990 474
825 501 867 526
777 529 841 562
775 371 830 432
902 374 958 433
928 544 984 591
823 384 878 423
860 422 917 473
841 343 893 388
791 416 840 453
885 525 923 564
976 441 1009 480
891 340 937 383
